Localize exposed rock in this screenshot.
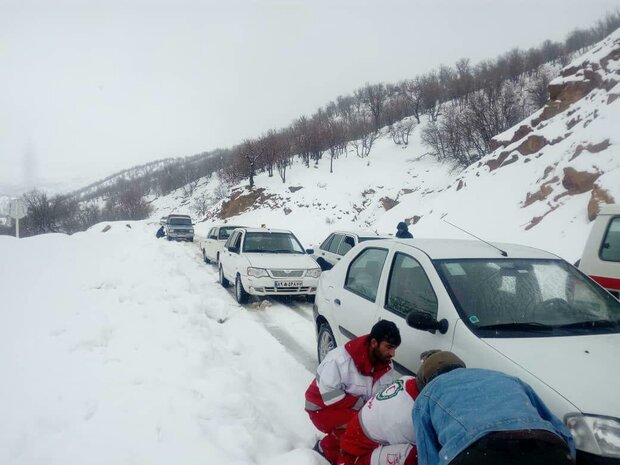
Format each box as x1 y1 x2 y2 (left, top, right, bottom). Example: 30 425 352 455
588 185 616 221
101 225 111 233
516 135 548 156
488 138 507 152
288 186 303 193
608 94 619 105
509 125 533 144
219 188 276 219
523 177 559 207
571 139 611 160
501 154 519 168
125 224 132 229
456 180 465 191
406 215 422 225
283 207 292 215
486 151 512 171
380 197 399 211
561 167 601 195
525 203 559 231
399 188 415 196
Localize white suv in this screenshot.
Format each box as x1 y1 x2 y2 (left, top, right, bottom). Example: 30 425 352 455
201 224 244 264
218 227 321 303
314 238 620 464
312 231 391 270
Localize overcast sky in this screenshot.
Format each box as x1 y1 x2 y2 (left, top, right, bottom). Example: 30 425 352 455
1 0 619 194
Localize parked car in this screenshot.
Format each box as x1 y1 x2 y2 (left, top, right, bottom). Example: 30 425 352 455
164 214 194 242
312 230 392 270
201 224 244 264
218 227 321 303
313 238 620 464
159 216 167 226
579 204 620 299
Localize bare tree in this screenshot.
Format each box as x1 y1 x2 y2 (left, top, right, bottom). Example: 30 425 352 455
355 83 388 130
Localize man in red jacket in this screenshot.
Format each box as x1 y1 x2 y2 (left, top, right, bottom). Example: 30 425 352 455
305 320 401 465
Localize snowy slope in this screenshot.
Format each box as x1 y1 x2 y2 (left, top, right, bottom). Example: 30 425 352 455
150 30 620 262
0 223 323 465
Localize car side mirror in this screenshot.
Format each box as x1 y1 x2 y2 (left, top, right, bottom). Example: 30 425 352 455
306 248 314 254
406 311 449 335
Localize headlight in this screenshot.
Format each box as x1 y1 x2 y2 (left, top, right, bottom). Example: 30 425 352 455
247 267 269 278
566 414 620 458
306 268 321 278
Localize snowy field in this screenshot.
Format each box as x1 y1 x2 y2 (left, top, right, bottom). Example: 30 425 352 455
0 222 326 465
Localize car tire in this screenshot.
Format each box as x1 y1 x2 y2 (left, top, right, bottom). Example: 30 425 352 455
305 294 316 303
219 265 229 288
235 275 249 304
167 236 172 241
203 249 211 264
317 322 336 363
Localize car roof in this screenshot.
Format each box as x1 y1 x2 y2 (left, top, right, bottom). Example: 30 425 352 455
216 224 245 229
168 214 191 218
371 238 559 260
236 227 294 234
598 204 620 216
332 230 390 238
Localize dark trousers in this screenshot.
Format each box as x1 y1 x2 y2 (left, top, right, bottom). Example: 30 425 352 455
451 429 574 465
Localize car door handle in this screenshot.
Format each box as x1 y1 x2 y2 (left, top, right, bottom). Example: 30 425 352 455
336 257 341 261
334 298 341 306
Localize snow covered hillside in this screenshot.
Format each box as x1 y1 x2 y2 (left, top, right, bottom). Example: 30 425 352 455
0 224 324 465
151 30 620 262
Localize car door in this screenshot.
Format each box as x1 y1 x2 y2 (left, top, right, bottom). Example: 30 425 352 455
316 234 335 264
223 231 243 281
377 246 457 375
205 228 219 261
325 234 344 266
333 246 390 341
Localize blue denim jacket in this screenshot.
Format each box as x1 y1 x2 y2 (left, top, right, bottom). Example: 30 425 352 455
412 368 576 465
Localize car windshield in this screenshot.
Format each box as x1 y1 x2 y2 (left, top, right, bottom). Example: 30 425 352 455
242 232 305 254
168 217 191 226
218 226 240 240
435 258 620 337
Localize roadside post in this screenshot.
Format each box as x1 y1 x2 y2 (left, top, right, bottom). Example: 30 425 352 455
9 198 27 238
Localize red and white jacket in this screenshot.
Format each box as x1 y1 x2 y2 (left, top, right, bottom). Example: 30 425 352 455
340 377 420 459
305 335 397 415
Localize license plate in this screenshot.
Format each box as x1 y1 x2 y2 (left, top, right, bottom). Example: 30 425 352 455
275 281 303 288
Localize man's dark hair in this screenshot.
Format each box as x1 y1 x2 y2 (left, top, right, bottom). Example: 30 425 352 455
369 320 401 346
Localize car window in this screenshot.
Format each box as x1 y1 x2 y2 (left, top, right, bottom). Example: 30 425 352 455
320 234 335 251
328 234 343 254
207 228 215 239
168 217 192 225
242 232 304 253
219 226 238 240
225 232 237 249
385 253 438 319
600 217 620 262
436 259 620 336
337 235 356 256
233 232 243 250
345 248 389 302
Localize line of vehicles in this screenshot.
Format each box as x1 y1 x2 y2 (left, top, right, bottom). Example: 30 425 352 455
168 204 619 464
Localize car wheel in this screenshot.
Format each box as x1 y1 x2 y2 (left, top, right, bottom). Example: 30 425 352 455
305 294 316 303
317 323 336 363
235 275 249 304
203 249 211 264
167 236 172 241
219 265 229 288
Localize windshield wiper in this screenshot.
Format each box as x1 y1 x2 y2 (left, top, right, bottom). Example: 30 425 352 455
477 322 553 331
555 320 619 329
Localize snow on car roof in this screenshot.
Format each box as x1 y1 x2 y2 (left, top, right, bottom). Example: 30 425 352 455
237 227 295 234
332 230 390 238
385 238 558 260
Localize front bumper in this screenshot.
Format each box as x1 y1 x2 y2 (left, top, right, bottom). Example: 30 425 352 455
243 276 319 296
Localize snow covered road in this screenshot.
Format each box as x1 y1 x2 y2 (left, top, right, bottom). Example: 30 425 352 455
0 222 324 465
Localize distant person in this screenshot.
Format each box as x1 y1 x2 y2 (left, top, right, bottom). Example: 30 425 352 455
396 222 413 238
305 320 401 465
413 351 576 465
156 225 166 238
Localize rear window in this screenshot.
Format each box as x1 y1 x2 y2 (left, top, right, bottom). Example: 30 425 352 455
219 226 240 240
600 217 620 262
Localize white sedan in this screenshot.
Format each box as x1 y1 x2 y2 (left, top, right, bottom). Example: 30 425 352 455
313 238 620 464
218 227 321 303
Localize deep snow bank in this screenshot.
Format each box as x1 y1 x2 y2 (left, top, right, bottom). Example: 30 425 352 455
0 222 321 465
